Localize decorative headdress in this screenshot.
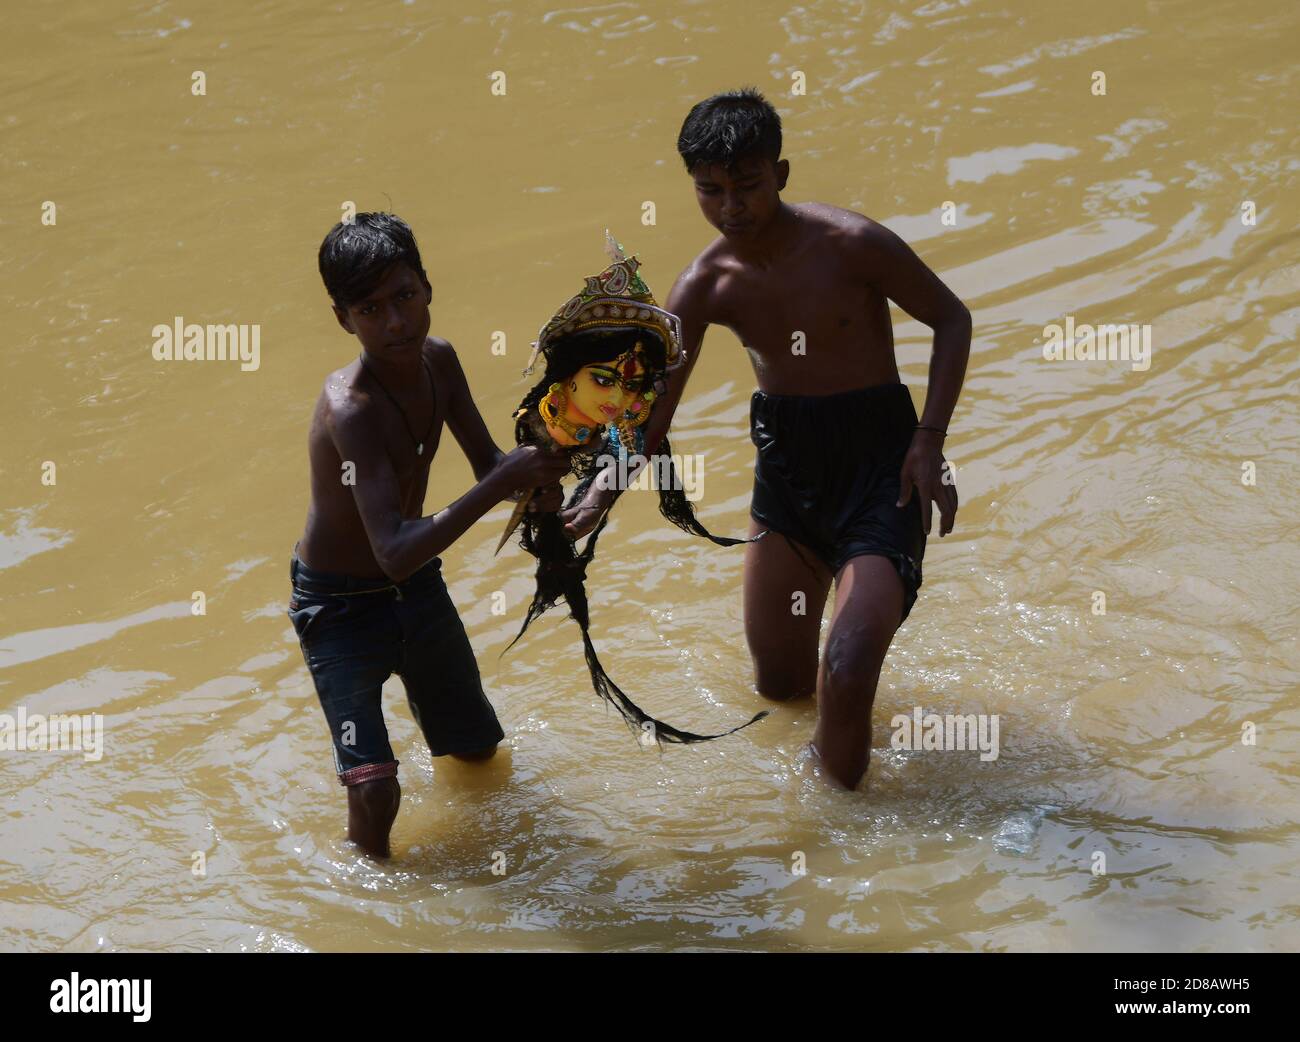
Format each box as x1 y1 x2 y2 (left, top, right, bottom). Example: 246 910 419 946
522 231 684 378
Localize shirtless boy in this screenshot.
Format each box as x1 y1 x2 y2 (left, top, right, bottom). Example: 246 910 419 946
561 90 971 789
289 213 569 857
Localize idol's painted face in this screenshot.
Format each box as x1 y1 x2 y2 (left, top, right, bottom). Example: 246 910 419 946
565 355 648 426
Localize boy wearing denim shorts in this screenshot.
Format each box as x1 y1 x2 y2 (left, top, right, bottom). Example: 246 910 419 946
290 213 569 858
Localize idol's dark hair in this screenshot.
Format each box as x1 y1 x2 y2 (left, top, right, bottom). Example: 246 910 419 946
504 326 763 745
318 212 430 310
676 87 783 173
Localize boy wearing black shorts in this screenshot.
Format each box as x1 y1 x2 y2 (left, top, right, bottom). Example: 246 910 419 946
562 90 971 790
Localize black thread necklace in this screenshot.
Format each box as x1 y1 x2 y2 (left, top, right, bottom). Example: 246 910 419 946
358 351 436 455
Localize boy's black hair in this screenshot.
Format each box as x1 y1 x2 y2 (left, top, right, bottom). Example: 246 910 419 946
676 87 783 173
318 212 430 310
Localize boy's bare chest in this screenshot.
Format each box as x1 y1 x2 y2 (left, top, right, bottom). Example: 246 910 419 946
376 391 444 483
717 262 892 363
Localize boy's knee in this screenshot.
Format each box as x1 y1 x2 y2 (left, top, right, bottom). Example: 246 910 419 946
824 622 893 689
822 657 878 699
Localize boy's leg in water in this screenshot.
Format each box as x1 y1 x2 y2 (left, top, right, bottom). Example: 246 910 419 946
397 566 505 764
743 518 832 702
813 554 906 790
288 569 405 861
348 777 401 858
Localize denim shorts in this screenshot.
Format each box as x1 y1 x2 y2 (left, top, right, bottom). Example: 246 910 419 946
287 548 504 785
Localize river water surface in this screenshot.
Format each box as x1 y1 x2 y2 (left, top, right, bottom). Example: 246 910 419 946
1 0 1297 951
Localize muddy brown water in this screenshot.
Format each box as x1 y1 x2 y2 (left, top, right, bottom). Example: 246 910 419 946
1 0 1296 950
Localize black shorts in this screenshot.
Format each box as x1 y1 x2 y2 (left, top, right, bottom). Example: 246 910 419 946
287 549 504 785
749 382 927 623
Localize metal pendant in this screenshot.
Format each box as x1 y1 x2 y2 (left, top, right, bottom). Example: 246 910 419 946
417 443 424 455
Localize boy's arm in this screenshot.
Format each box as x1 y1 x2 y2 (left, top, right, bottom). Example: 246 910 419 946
642 265 711 456
859 220 972 537
438 338 564 511
327 400 566 582
436 339 504 480
559 264 711 538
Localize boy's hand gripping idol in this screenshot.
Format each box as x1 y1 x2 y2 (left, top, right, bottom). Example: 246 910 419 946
502 232 767 745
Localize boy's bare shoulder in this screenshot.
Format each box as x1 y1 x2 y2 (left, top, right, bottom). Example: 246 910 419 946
796 203 924 290
679 237 730 284
669 238 734 318
798 201 895 251
424 334 471 396
319 357 379 439
319 335 454 416
424 334 457 365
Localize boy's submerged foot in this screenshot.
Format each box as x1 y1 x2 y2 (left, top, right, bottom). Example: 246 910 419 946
347 777 401 859
810 739 867 791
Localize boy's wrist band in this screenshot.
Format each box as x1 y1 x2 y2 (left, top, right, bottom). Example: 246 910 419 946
915 424 947 436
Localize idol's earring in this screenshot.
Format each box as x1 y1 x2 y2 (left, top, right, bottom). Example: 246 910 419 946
541 382 569 422
626 396 653 429
623 368 659 416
